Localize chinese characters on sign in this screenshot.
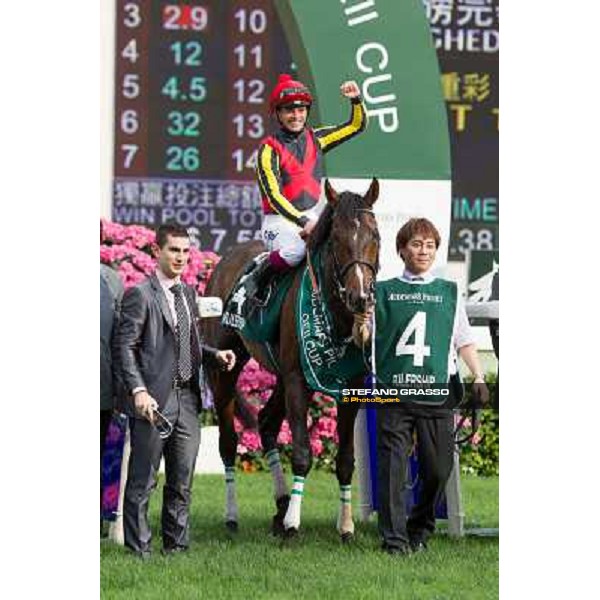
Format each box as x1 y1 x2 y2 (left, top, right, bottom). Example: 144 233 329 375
112 1 498 262
113 0 292 252
423 0 499 261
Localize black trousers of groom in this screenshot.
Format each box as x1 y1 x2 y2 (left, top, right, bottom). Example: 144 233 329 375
376 409 455 550
124 388 201 554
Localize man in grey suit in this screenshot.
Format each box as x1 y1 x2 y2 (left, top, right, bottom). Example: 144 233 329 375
114 223 236 558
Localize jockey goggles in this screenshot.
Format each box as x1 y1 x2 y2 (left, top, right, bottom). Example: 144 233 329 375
269 74 313 112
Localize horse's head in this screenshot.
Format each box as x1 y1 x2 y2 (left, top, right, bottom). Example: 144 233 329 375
323 178 380 316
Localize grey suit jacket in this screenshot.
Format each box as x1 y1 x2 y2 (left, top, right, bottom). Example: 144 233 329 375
100 264 124 411
113 272 219 415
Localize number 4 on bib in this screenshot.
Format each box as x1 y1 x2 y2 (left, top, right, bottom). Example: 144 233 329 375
395 311 431 367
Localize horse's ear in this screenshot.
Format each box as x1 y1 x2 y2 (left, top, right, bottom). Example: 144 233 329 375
324 179 339 206
364 178 379 207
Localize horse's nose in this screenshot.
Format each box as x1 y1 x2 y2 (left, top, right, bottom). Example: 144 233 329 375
346 289 367 314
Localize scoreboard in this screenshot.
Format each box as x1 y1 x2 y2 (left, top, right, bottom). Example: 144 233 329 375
112 0 293 252
424 0 499 261
111 0 499 261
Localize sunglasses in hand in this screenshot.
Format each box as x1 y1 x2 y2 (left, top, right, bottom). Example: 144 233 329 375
151 408 173 439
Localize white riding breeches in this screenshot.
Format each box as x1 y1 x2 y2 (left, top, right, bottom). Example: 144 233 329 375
261 201 325 267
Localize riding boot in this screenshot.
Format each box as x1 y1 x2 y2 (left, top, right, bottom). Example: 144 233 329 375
245 258 272 301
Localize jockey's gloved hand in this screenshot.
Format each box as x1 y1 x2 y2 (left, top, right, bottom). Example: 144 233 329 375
299 219 317 241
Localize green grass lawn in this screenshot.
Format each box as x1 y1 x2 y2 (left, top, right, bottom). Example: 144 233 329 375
101 471 498 600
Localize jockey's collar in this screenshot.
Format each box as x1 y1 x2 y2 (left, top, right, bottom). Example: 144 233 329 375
279 126 306 140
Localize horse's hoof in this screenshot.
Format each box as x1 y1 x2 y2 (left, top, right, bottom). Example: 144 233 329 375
276 494 291 514
271 515 285 537
284 527 298 539
340 531 354 544
225 520 238 533
271 495 290 536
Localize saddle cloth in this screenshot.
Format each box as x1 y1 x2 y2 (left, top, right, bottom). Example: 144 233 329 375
221 253 294 343
221 248 367 398
295 247 367 399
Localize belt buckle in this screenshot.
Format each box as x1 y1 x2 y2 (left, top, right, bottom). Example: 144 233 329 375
174 379 189 390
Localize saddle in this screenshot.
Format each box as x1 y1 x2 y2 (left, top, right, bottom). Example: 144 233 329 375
221 253 294 342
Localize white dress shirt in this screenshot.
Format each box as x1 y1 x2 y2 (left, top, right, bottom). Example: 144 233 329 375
156 269 192 325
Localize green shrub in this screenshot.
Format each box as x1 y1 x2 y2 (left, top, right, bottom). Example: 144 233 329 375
457 373 499 476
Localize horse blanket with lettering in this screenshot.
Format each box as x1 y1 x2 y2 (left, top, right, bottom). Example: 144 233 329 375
297 248 366 399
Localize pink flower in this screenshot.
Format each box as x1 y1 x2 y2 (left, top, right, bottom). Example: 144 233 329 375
310 437 323 456
321 398 337 418
102 221 128 243
237 444 248 455
100 246 115 264
240 430 262 452
277 420 292 445
316 416 337 439
472 432 482 446
100 222 223 296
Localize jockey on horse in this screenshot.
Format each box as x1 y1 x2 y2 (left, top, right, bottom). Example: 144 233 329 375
246 73 368 298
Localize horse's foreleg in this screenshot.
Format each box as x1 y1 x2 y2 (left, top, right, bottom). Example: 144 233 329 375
258 380 289 502
258 380 290 535
213 369 242 532
282 374 312 534
335 403 360 542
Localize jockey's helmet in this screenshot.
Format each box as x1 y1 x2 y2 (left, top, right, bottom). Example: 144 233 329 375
269 74 313 113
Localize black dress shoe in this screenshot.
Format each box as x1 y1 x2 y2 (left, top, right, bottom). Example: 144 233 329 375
161 546 188 556
409 537 428 553
381 542 411 556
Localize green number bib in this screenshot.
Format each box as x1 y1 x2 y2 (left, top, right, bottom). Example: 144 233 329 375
374 278 457 392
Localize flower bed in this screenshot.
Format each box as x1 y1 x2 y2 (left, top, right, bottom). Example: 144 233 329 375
100 220 219 293
102 221 498 476
233 388 339 473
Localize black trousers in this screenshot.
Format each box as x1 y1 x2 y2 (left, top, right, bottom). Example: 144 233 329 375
376 409 454 549
123 388 201 554
100 409 113 516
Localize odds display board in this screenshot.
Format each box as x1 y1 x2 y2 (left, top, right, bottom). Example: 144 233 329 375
423 0 499 261
112 1 497 264
113 0 293 252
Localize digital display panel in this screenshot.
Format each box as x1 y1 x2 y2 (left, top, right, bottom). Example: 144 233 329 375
112 0 499 261
423 0 499 261
113 0 293 251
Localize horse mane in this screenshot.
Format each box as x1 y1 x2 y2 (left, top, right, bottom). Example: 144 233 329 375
307 192 371 253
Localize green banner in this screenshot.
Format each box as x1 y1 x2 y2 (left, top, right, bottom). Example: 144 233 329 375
275 0 450 180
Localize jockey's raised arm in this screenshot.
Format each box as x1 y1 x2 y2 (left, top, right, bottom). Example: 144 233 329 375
247 74 368 299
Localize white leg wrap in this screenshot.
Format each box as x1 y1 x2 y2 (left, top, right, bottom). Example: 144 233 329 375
283 476 305 530
337 485 355 535
224 467 238 523
265 449 289 499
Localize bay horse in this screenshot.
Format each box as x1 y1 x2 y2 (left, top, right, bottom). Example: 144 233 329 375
201 178 380 540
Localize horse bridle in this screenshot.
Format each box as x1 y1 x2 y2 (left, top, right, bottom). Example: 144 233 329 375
330 208 379 305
